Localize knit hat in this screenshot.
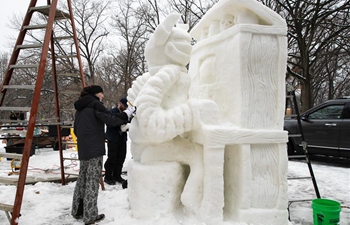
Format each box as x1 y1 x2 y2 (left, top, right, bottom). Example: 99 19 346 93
120 97 128 107
85 85 103 95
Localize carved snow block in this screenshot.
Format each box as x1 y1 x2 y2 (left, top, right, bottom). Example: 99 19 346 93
128 160 186 219
188 0 289 224
224 143 289 225
189 0 287 130
189 30 286 129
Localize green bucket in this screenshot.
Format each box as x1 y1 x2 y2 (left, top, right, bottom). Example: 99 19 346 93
312 198 341 225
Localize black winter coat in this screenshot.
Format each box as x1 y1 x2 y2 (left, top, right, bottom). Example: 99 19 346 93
105 107 127 144
73 94 128 160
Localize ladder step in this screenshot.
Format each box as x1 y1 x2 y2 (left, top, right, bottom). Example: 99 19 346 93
0 203 14 212
0 177 18 185
0 107 31 111
63 157 79 161
0 119 27 124
10 64 38 69
61 124 73 128
54 36 74 40
0 129 26 135
288 199 313 204
57 73 81 77
288 176 312 180
0 119 62 125
30 6 70 20
56 54 77 59
16 44 43 49
288 134 302 138
0 152 23 160
65 173 79 176
23 24 47 30
2 85 35 90
62 141 76 144
288 155 306 159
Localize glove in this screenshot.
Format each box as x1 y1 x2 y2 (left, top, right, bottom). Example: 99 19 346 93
123 106 137 119
120 123 130 132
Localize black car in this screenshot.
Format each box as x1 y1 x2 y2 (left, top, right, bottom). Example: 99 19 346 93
284 97 350 158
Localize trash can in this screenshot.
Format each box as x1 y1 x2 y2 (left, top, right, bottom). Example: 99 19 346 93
312 198 341 225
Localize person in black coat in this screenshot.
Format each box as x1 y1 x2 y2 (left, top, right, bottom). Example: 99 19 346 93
104 97 129 185
71 85 135 225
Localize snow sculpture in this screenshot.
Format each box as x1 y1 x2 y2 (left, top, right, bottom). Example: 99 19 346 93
127 0 290 224
127 13 218 218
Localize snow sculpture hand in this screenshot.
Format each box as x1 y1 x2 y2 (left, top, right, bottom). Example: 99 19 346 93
188 99 220 129
120 123 130 132
124 106 137 120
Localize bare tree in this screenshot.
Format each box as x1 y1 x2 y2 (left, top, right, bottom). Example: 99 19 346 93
100 0 149 102
138 0 217 31
166 0 218 30
0 52 9 82
137 0 162 32
58 0 111 82
261 0 350 111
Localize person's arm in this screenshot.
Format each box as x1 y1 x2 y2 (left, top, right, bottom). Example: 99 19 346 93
111 107 129 121
92 101 128 124
96 110 127 126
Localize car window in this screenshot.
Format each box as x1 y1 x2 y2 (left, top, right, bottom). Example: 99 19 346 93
344 103 350 119
308 105 344 120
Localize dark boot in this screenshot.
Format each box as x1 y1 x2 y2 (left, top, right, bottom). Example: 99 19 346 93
104 177 116 185
122 180 128 189
114 176 126 184
104 161 115 185
112 163 124 183
85 214 105 225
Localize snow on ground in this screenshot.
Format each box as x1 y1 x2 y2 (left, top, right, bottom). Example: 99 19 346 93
0 142 349 225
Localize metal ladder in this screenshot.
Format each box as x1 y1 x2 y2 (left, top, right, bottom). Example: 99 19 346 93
0 0 85 224
285 88 321 218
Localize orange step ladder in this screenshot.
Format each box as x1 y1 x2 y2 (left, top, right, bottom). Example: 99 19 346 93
0 0 85 224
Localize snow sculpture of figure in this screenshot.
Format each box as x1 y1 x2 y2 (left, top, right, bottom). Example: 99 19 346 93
128 0 291 224
127 13 219 218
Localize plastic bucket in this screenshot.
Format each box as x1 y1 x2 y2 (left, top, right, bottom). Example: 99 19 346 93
312 198 341 225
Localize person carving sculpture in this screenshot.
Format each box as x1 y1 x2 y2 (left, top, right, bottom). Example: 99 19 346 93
71 85 135 225
104 97 130 186
127 13 219 215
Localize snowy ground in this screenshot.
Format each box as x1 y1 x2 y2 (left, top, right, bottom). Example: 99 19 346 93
0 143 349 225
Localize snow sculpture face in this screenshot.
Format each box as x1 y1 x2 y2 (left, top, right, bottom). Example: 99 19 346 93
144 14 192 67
220 14 235 31
164 28 192 66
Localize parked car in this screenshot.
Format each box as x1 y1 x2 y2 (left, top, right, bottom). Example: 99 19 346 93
284 97 350 158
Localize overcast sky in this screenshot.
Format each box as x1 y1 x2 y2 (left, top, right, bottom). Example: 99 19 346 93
0 1 47 53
